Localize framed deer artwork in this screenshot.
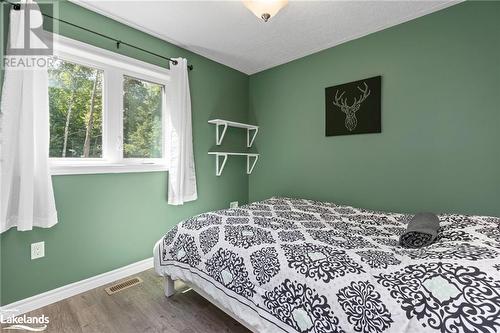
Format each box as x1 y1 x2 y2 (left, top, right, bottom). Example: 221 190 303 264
325 76 381 136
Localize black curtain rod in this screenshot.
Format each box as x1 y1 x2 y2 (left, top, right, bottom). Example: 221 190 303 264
1 0 193 70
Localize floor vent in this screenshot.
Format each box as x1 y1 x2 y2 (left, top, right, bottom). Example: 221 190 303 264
105 277 143 295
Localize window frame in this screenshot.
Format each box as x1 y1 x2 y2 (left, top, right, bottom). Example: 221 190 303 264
48 34 170 175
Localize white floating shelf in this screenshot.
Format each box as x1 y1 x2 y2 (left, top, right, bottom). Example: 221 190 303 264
208 119 259 147
208 152 259 176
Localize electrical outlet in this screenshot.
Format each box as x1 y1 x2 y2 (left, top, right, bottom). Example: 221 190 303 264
230 201 239 209
31 242 45 260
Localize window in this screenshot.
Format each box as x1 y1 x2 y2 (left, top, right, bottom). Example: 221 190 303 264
49 35 170 175
49 59 103 158
123 76 163 159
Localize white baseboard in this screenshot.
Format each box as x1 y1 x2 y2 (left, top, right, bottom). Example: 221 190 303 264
0 257 154 316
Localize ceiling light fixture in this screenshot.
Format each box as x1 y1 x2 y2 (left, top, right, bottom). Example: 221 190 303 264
243 0 288 22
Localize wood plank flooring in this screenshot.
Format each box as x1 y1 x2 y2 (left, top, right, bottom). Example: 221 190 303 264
2 269 250 333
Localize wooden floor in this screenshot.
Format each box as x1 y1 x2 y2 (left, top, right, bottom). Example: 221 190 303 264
4 269 250 333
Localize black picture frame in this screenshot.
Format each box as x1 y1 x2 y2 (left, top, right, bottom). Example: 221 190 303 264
325 76 381 136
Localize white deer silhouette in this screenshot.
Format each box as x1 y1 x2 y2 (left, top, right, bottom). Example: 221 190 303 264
332 82 371 131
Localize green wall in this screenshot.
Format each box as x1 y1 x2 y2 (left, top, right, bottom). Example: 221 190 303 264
248 1 500 217
1 1 249 305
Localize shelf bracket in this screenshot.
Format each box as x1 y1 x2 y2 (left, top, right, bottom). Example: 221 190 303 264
246 155 259 174
216 123 228 146
215 154 228 176
247 128 259 148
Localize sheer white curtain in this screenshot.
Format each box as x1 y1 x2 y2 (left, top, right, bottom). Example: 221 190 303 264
0 0 58 232
166 58 197 205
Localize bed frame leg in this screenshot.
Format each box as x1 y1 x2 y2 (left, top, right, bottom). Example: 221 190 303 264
164 276 175 297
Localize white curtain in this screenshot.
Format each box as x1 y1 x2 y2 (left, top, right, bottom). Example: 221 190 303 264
166 58 197 205
0 1 58 232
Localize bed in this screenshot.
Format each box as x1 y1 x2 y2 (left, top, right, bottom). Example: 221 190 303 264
154 197 500 333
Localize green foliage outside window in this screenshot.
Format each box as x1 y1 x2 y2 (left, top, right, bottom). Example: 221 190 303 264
123 76 163 158
48 59 103 158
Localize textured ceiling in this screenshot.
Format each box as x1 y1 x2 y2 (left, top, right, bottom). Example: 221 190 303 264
71 1 459 74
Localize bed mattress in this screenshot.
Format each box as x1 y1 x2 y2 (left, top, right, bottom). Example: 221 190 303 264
154 197 500 333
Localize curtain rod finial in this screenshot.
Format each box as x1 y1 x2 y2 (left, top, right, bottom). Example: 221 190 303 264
1 0 21 10
171 60 193 70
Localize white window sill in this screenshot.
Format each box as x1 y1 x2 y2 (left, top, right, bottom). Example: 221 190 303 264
50 162 168 176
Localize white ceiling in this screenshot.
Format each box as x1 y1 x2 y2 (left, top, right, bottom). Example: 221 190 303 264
71 0 459 75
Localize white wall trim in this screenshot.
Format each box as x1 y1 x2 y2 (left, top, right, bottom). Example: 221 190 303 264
50 161 168 176
52 33 171 83
0 257 154 317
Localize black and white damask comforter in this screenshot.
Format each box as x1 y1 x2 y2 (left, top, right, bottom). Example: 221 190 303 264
154 197 500 333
